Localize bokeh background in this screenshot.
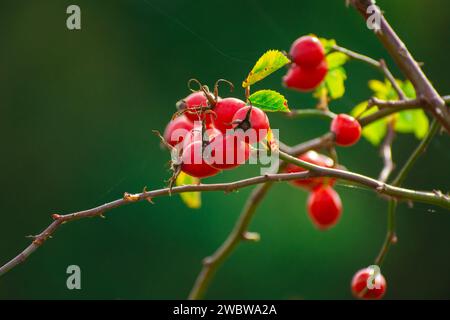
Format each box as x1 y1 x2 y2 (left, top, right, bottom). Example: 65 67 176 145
0 0 449 299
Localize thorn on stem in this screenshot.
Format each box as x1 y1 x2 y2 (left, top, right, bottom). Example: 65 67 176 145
203 257 213 267
391 233 398 244
243 231 261 242
123 192 140 202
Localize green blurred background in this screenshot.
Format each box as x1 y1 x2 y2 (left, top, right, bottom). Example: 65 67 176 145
0 0 449 299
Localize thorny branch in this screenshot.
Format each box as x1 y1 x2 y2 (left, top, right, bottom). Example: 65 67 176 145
349 0 450 133
1 145 449 279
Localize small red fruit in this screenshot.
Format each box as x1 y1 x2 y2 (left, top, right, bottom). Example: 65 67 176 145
330 114 362 146
213 98 246 133
182 125 222 149
207 133 250 170
163 115 194 147
351 268 387 300
232 106 270 143
307 186 342 230
180 141 221 179
177 91 213 125
289 35 325 68
285 151 335 190
283 60 328 92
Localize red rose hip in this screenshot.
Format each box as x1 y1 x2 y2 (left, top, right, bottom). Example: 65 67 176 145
177 91 214 126
232 106 270 143
285 151 335 190
307 186 342 230
330 114 362 146
213 97 246 133
351 268 387 300
289 35 325 68
207 133 250 170
180 141 221 179
283 60 328 92
163 115 194 147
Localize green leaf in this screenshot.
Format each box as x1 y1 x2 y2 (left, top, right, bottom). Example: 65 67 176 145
175 171 201 209
401 80 416 98
242 50 290 88
351 101 387 146
325 67 347 99
248 89 290 112
326 52 348 69
319 37 336 54
368 80 390 99
394 109 429 139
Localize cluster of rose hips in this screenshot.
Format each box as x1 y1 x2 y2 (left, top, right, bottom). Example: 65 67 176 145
283 35 328 92
163 84 270 178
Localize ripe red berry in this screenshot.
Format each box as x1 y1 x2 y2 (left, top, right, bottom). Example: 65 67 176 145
163 115 194 147
213 98 246 133
180 141 221 178
182 125 222 149
177 91 214 126
207 133 250 170
351 268 387 300
289 35 325 68
307 186 342 230
330 114 362 146
285 151 335 190
232 106 270 143
283 60 328 92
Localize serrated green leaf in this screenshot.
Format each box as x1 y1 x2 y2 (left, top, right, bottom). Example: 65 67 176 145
326 52 349 69
394 109 429 139
242 50 290 88
319 38 336 54
351 101 387 146
248 89 290 112
176 171 201 209
325 67 346 99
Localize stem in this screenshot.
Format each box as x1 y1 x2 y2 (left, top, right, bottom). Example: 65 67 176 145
359 104 421 126
349 0 450 133
375 200 397 266
287 109 336 120
375 119 440 266
188 182 273 300
378 120 396 182
392 119 440 187
332 45 405 99
277 151 450 209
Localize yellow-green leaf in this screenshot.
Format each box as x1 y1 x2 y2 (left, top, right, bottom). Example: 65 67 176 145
325 67 347 99
248 89 290 112
401 80 416 98
242 50 290 88
368 80 389 99
351 101 387 146
175 171 201 209
326 52 348 69
319 37 336 54
395 109 429 139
